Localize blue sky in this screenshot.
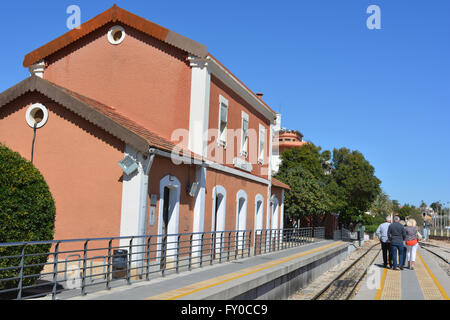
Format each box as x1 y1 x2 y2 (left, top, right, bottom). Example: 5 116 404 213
1 0 449 208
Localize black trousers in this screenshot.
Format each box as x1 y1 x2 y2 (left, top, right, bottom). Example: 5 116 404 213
380 241 392 267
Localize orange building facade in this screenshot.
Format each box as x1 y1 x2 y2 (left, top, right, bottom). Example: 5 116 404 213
0 5 289 245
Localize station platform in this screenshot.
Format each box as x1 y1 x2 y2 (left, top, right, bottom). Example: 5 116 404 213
59 239 348 300
354 246 449 300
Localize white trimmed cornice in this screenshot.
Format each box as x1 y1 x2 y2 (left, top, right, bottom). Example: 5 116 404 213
188 55 209 69
188 55 276 122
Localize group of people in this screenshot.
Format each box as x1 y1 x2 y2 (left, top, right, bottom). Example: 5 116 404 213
375 216 422 270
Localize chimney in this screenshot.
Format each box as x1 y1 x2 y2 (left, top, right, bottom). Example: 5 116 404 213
256 93 264 100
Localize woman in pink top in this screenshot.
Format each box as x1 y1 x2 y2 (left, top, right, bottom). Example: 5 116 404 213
405 219 422 270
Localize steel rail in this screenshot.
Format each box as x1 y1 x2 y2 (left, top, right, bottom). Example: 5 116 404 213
312 242 381 300
419 243 449 264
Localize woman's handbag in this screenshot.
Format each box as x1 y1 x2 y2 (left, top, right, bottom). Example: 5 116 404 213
406 238 418 246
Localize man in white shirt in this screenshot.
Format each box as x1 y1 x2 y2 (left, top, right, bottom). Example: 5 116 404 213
376 216 392 269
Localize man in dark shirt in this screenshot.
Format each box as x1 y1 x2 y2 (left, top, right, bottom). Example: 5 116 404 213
388 216 406 270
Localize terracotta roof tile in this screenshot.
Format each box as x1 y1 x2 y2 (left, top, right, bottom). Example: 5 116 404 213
272 177 290 190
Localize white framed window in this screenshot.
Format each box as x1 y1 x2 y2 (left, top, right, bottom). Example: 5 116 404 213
218 95 228 147
240 111 249 157
258 124 265 164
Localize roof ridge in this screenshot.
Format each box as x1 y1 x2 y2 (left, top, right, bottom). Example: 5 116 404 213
23 5 207 67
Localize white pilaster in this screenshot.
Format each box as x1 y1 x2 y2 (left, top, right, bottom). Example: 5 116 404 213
188 56 211 157
119 145 151 248
192 165 207 234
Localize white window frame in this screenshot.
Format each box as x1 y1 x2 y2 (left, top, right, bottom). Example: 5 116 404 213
258 124 265 165
240 111 249 158
218 95 228 147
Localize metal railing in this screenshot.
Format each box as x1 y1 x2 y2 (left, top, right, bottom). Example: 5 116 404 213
0 227 324 300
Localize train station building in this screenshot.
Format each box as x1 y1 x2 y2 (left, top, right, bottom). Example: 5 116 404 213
0 5 289 242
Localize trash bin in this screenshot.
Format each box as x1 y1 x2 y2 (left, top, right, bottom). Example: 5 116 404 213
112 249 128 279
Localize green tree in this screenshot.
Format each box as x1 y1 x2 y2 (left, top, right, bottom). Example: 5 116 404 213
397 204 423 226
430 202 442 215
275 144 330 220
0 144 56 293
276 145 382 229
391 199 400 214
370 191 394 217
420 200 427 210
330 148 381 227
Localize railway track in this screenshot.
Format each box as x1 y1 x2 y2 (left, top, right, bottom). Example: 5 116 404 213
312 242 381 300
419 242 449 264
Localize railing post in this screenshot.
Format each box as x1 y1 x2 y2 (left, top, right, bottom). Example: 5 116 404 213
17 244 26 300
188 234 193 271
219 232 224 263
254 231 258 256
81 240 88 296
51 242 60 300
161 235 167 277
210 233 215 265
107 239 112 289
248 231 252 257
176 235 181 273
264 230 267 253
270 229 273 252
227 232 231 262
235 232 239 260
241 231 245 259
127 237 133 284
146 236 151 281
200 234 205 267
277 229 281 251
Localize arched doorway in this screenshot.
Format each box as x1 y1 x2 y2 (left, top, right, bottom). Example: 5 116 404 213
254 194 264 232
271 196 279 230
212 186 226 255
236 190 248 250
254 194 264 250
158 175 181 269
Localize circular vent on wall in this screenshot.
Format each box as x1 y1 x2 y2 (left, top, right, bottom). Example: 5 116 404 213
108 26 126 45
26 103 49 129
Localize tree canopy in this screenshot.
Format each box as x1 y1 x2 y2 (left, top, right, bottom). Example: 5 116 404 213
276 144 329 219
275 144 381 228
329 148 381 226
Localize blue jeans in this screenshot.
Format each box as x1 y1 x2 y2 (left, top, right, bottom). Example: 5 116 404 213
391 242 405 269
423 228 429 240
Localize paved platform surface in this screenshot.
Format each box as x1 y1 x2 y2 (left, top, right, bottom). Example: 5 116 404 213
64 239 344 300
354 246 449 300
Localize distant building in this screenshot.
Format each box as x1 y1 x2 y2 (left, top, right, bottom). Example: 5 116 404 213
278 130 307 153
271 114 307 175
